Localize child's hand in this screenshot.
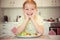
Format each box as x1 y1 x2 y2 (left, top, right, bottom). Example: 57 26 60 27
24 13 29 19
24 13 31 20
29 13 35 20
11 27 17 35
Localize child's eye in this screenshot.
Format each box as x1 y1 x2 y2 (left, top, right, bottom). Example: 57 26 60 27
25 9 29 10
32 9 34 10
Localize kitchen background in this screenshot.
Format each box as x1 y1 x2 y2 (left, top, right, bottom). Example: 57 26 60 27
0 0 60 22
0 7 60 22
0 0 60 37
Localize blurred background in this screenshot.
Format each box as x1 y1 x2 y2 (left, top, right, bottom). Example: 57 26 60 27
0 0 60 22
0 0 60 37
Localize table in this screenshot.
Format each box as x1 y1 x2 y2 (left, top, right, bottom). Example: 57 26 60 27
0 35 60 40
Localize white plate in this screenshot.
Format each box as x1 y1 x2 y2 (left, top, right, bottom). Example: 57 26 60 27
16 33 41 38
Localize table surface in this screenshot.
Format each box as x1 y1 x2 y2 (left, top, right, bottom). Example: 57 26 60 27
0 35 60 40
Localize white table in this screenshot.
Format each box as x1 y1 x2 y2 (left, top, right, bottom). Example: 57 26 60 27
0 35 60 40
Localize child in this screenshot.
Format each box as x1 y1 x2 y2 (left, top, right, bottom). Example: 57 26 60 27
12 0 44 36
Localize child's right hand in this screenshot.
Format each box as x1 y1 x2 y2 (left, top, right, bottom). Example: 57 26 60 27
25 13 30 20
11 27 17 35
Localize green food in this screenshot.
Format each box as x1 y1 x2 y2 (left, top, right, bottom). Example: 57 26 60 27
17 32 37 36
17 32 26 36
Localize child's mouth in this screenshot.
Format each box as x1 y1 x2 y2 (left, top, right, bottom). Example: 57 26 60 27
27 13 33 15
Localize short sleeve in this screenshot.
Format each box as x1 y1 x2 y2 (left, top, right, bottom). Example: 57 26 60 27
36 15 44 25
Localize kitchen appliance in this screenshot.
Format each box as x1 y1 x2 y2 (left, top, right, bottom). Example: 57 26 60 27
3 15 8 22
56 17 60 22
58 17 60 22
16 16 21 22
49 22 60 35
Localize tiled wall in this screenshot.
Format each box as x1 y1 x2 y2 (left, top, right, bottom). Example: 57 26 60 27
39 7 60 19
0 8 4 23
2 7 60 22
3 8 24 22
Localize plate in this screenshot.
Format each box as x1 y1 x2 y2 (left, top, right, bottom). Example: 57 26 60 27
16 33 41 38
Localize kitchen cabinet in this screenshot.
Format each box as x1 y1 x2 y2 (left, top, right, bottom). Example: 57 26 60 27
49 22 60 35
0 0 25 8
0 0 60 8
1 0 13 8
51 0 60 7
41 0 60 7
57 28 60 35
49 27 60 35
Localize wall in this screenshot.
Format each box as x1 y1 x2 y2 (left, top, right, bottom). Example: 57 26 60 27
0 0 4 23
39 7 60 19
3 7 60 22
3 8 24 22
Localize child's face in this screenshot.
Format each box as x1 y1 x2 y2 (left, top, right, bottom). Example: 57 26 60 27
23 3 37 16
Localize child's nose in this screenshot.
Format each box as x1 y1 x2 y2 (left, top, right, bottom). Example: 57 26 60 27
28 10 32 13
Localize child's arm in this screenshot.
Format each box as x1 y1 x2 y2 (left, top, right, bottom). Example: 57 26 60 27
16 18 29 34
12 18 29 35
31 17 44 35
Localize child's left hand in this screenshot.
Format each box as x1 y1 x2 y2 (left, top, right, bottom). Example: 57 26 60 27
27 13 35 21
29 13 35 20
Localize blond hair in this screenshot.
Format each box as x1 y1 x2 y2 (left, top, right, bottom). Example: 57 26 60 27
23 0 37 9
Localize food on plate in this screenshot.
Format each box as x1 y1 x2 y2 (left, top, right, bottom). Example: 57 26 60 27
17 32 26 36
25 33 31 36
17 32 38 37
34 33 37 36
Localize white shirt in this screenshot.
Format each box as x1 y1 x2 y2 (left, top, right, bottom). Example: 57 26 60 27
17 14 44 35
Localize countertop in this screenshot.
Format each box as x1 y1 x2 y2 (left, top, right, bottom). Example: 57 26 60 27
0 35 60 40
